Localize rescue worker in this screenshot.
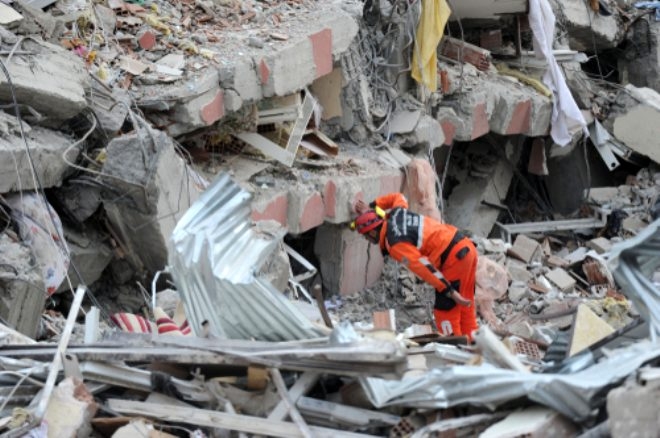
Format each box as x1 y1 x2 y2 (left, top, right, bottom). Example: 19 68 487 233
353 193 479 340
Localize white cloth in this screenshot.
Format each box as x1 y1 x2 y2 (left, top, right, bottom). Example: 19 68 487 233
528 0 588 146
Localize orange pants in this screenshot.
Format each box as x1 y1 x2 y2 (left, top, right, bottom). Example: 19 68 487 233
433 238 479 340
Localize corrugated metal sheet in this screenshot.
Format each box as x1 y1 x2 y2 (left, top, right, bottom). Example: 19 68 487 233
361 220 660 422
169 173 324 341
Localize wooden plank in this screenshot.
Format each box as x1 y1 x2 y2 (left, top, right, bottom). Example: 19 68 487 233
270 368 313 438
268 372 320 421
108 400 378 438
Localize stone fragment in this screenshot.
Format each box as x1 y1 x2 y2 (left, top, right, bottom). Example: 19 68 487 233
608 378 660 438
0 234 45 338
57 227 113 293
545 268 576 291
508 281 528 303
587 237 612 254
506 258 533 283
508 234 542 263
0 39 89 121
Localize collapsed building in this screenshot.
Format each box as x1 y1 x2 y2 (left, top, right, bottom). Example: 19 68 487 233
0 0 660 436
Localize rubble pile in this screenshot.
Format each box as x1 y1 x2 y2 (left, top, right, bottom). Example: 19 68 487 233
0 0 660 436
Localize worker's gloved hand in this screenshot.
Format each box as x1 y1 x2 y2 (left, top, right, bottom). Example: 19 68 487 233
450 289 472 307
354 199 369 214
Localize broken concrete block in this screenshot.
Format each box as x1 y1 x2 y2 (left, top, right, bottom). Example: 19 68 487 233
445 140 519 236
545 268 576 291
620 16 660 93
552 0 624 51
88 81 131 135
51 181 103 224
611 87 660 163
568 304 615 356
44 378 98 438
508 234 542 264
0 39 89 122
314 224 383 295
57 227 113 293
623 215 647 234
481 406 578 438
0 113 80 192
587 237 612 254
399 114 445 150
254 221 291 293
101 128 201 272
508 281 528 303
0 234 45 338
505 258 533 283
607 378 660 438
586 186 619 205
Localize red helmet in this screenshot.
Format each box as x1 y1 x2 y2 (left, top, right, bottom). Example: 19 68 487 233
353 210 383 235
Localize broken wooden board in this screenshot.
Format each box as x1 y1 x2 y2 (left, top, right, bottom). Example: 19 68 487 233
107 400 379 438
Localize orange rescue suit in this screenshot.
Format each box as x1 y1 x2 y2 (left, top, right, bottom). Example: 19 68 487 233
373 193 479 339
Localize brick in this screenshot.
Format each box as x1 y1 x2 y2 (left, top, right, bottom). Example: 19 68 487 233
441 121 456 145
200 90 224 125
251 193 288 227
440 36 491 71
137 30 156 50
259 58 270 85
373 309 396 331
297 191 325 233
324 180 337 218
506 100 532 135
480 29 502 52
471 102 489 140
310 28 333 78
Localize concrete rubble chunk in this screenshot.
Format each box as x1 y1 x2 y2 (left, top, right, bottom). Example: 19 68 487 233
587 237 612 254
611 87 660 164
508 281 529 304
57 226 114 293
508 234 542 264
314 224 383 295
0 233 45 338
0 39 89 122
550 0 624 51
101 128 201 272
545 267 576 292
505 257 534 283
586 187 619 205
607 377 660 438
51 181 103 224
0 113 80 192
88 81 131 135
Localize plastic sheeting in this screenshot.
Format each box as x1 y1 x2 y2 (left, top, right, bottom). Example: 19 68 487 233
5 193 69 295
169 173 324 341
361 220 660 422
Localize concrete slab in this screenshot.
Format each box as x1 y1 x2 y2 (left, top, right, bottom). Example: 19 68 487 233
0 114 79 192
0 40 89 122
546 268 576 291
